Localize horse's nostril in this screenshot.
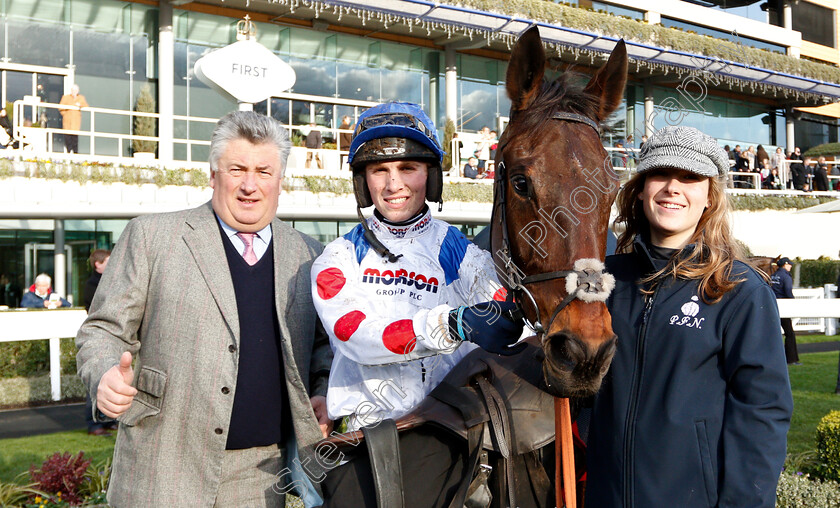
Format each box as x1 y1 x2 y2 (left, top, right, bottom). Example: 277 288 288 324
565 337 587 365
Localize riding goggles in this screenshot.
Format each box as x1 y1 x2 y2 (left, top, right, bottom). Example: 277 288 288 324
353 113 437 144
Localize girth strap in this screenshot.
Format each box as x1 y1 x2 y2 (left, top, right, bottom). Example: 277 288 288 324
362 419 405 508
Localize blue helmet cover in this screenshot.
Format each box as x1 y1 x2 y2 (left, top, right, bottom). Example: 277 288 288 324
348 102 444 166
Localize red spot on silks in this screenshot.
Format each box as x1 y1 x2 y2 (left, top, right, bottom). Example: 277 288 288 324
382 320 417 355
316 267 346 300
334 311 365 342
492 287 508 302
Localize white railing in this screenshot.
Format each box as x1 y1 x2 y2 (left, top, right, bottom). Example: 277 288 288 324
12 99 217 162
0 308 88 401
789 287 832 333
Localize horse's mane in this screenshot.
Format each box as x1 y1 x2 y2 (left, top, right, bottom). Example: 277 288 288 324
511 72 600 142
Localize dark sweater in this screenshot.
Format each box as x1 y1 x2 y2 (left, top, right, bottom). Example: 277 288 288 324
221 229 289 449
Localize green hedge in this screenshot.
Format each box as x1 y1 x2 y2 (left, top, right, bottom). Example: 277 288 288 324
818 411 840 483
0 338 77 379
729 194 836 212
798 258 840 288
777 470 840 507
0 374 86 406
804 143 840 158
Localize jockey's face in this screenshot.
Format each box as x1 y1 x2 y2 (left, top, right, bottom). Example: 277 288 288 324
365 160 428 222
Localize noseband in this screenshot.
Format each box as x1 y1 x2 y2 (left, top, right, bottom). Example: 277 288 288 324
493 112 615 340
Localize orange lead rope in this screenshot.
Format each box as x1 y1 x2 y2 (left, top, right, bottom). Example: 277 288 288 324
556 397 576 508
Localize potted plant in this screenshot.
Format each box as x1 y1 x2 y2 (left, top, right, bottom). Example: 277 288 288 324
132 85 157 159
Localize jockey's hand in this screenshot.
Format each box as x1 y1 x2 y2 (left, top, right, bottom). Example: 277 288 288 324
449 301 526 356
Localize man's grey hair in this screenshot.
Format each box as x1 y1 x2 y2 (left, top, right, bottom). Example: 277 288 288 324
209 111 291 177
35 273 51 285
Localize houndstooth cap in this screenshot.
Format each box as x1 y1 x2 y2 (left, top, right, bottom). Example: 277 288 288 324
636 126 729 178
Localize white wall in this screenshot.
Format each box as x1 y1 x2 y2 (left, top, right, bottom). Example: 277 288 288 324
731 209 840 259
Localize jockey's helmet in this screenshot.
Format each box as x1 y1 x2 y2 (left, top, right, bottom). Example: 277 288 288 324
348 102 444 208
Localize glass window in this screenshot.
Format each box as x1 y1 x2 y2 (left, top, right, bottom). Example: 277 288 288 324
6 0 66 23
793 2 835 48
8 22 70 67
74 30 130 80
661 17 786 53
70 0 124 32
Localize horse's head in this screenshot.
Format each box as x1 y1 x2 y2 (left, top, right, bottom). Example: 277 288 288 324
492 27 627 397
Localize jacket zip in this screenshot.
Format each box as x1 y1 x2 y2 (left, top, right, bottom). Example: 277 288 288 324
623 287 657 508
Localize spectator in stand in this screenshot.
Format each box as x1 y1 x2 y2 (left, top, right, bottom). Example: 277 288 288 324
763 167 782 190
303 121 324 169
338 115 353 153
21 273 71 308
771 147 787 186
770 257 800 365
612 139 627 169
744 146 756 170
463 156 480 179
813 156 830 192
639 134 648 151
756 145 769 168
59 84 89 154
0 108 12 148
488 130 498 172
475 126 492 170
789 155 808 191
626 134 637 167
831 159 840 190
723 144 732 161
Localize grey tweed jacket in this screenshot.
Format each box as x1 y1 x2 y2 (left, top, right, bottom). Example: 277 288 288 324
76 201 331 507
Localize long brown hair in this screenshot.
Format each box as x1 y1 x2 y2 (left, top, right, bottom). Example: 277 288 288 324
614 172 746 303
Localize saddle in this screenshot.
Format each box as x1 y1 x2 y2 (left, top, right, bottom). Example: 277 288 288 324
322 337 574 508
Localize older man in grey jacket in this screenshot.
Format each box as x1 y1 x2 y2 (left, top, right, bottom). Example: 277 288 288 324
76 111 332 507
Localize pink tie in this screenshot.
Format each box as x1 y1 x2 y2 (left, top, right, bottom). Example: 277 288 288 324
236 232 258 266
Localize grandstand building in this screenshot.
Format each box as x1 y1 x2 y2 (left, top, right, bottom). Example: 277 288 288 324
0 0 839 304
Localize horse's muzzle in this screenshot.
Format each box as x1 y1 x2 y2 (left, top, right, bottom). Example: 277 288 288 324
540 332 617 398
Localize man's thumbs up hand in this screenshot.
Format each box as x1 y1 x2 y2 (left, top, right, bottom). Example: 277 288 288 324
97 352 138 419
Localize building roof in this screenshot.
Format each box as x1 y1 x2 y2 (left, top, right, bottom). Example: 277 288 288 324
187 0 840 106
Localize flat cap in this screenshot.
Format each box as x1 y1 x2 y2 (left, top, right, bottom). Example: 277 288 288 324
636 126 729 178
777 257 792 267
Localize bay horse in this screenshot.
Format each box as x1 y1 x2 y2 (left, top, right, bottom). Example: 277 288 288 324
314 27 627 508
492 27 626 400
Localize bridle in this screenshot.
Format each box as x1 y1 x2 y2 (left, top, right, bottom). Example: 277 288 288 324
492 111 613 340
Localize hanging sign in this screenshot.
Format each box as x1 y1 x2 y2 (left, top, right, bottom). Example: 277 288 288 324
194 38 296 104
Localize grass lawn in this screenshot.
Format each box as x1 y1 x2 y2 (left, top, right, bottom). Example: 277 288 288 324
786 350 840 456
798 333 840 344
0 430 115 483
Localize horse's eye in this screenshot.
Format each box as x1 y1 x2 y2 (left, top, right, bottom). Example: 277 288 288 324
511 174 529 196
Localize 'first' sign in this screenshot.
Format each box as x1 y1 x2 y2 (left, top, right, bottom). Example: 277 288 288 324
194 39 296 104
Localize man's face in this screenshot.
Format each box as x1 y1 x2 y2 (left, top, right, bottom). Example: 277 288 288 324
794 147 801 156
365 160 428 223
34 281 49 295
784 262 792 272
210 138 283 233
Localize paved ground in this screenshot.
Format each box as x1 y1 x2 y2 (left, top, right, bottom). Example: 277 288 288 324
1 342 837 440
0 402 87 440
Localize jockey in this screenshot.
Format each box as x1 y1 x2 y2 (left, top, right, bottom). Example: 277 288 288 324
311 102 524 431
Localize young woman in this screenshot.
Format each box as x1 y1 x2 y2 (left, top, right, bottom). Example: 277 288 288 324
586 126 793 508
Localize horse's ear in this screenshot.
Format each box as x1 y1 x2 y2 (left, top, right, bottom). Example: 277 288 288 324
583 39 628 122
506 26 546 112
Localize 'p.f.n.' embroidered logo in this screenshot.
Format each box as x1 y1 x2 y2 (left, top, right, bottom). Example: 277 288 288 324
669 296 705 329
